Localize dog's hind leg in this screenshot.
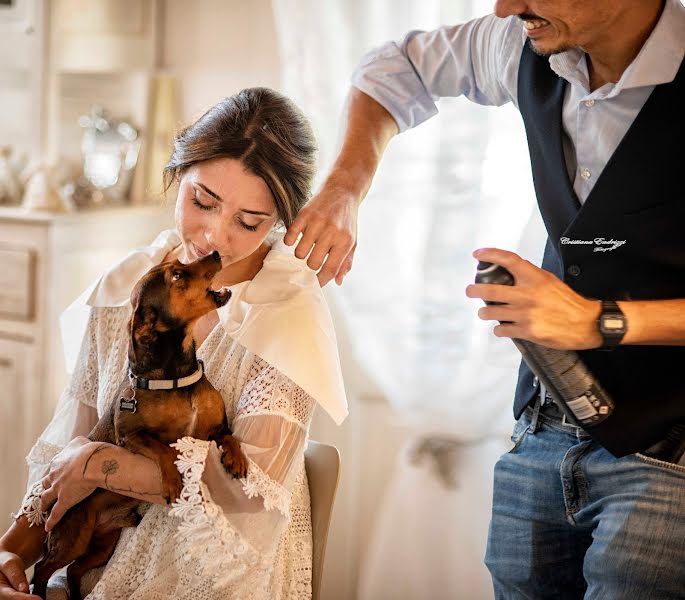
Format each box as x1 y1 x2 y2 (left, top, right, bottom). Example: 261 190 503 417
31 506 97 599
66 527 123 600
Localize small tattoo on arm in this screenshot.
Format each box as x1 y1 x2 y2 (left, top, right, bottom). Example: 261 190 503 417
102 460 118 475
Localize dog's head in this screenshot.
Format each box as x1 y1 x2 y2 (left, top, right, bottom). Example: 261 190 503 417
128 251 231 371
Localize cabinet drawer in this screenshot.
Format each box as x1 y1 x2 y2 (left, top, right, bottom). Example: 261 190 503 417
0 244 35 320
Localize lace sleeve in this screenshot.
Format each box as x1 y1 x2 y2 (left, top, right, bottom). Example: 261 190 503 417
168 356 316 588
13 308 102 525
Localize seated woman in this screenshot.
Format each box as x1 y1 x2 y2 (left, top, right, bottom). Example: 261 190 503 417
0 87 347 600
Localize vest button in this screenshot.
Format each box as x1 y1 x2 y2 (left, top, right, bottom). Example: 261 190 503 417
567 264 581 277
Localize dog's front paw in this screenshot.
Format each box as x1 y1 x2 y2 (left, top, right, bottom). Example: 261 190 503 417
160 460 183 503
219 435 249 479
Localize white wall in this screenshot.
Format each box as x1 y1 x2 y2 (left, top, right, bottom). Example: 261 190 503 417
162 0 282 124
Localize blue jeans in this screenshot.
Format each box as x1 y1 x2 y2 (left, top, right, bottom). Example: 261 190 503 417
485 407 685 599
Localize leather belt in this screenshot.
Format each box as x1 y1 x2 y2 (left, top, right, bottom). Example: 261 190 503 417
536 390 583 431
536 390 685 464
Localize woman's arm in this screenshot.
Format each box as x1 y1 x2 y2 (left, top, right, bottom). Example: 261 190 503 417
0 515 45 567
0 515 46 598
40 438 168 532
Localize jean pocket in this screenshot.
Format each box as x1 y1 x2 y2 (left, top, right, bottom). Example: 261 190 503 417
508 417 530 454
634 453 685 475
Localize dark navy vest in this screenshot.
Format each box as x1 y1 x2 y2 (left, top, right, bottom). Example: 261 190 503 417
515 41 685 457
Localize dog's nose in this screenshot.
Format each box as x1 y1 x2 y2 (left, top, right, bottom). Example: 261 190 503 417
211 250 221 262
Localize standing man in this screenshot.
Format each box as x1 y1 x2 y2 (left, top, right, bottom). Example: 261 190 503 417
285 1 685 597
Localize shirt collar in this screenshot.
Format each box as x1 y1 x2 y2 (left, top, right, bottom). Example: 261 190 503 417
548 0 685 95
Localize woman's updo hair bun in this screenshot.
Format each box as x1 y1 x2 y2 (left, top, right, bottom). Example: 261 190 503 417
164 87 316 227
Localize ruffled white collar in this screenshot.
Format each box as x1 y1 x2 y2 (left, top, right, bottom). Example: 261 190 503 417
60 229 348 425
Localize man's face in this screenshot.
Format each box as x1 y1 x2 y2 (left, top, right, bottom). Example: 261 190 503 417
494 0 622 56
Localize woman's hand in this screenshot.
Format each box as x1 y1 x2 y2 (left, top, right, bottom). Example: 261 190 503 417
39 437 106 532
0 551 40 599
465 248 602 350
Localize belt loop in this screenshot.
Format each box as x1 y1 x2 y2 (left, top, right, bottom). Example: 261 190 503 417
530 392 542 433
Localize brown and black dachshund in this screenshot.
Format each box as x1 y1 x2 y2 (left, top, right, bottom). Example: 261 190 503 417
31 251 248 600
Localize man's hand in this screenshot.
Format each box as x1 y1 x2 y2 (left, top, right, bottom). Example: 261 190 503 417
0 552 40 599
465 248 602 350
284 178 359 287
283 89 399 286
39 437 105 532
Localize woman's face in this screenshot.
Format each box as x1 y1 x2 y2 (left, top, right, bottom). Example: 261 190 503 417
174 158 278 267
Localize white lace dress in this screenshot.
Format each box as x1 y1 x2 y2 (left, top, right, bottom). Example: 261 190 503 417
15 231 348 600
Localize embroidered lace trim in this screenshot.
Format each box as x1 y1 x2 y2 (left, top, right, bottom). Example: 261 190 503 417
15 439 61 524
169 437 267 592
11 481 47 526
26 439 63 467
242 455 292 518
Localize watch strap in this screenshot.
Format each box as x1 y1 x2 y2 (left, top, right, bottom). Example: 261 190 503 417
598 300 626 348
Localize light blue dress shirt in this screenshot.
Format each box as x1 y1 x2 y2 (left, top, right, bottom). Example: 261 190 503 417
352 0 685 204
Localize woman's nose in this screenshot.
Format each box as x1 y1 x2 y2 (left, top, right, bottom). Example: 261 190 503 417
203 221 230 252
203 228 217 249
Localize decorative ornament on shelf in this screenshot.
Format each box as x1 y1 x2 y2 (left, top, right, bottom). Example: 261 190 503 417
0 146 24 205
22 163 74 213
77 106 141 208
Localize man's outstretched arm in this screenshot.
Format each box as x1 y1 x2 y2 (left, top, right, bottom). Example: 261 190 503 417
284 88 398 286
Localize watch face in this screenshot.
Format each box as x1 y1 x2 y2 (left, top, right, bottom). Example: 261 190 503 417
600 314 626 334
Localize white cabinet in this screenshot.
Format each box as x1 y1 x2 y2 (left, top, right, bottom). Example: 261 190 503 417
0 337 39 532
0 205 174 528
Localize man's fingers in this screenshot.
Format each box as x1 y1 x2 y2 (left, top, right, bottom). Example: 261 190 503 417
493 323 519 339
335 248 356 286
477 305 517 322
473 247 544 280
316 263 334 287
283 213 306 246
465 283 521 304
307 234 334 272
317 244 353 287
473 247 520 265
293 224 323 260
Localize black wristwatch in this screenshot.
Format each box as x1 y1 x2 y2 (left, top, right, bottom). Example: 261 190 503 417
597 300 627 348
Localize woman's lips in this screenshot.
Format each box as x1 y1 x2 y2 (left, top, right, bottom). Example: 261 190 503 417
192 242 230 264
193 243 210 258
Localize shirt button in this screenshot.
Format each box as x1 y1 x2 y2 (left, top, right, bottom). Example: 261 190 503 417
584 99 595 107
567 265 582 277
580 168 591 179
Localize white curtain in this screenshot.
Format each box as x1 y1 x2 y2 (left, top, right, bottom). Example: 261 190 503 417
272 1 547 597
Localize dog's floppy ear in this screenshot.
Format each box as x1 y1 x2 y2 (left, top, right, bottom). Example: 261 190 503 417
130 304 159 347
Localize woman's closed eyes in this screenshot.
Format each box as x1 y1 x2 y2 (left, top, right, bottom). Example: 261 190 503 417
191 193 260 232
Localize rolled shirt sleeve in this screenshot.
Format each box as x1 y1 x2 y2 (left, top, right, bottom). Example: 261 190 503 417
351 13 525 132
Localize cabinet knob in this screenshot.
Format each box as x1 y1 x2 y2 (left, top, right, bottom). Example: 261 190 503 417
0 357 13 368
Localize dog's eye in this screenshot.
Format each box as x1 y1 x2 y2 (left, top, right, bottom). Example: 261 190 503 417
171 270 184 282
